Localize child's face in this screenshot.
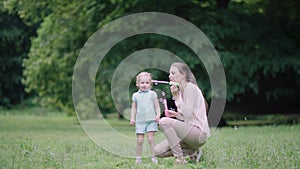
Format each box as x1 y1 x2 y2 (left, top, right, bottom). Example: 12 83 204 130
137 75 151 91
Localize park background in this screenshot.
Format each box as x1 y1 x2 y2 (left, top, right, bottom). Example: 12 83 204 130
0 0 299 168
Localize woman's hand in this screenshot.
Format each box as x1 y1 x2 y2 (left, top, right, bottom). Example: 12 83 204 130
165 110 179 118
170 85 179 98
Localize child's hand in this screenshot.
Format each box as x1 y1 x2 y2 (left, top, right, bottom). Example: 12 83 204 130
154 116 160 122
130 119 135 126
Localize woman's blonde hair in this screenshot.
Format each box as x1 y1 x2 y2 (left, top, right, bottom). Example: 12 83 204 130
171 62 197 85
171 62 208 112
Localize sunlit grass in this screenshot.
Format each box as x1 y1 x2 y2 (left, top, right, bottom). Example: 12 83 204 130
0 110 299 169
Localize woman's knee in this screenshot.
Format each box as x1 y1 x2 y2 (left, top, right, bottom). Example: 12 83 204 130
158 117 171 130
153 145 166 157
153 145 160 156
153 140 169 157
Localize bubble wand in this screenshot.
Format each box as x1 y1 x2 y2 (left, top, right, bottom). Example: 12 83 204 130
152 80 177 117
161 92 170 117
151 80 179 87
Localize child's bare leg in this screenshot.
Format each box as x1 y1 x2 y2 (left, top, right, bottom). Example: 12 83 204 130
147 131 158 164
136 134 144 158
147 131 156 157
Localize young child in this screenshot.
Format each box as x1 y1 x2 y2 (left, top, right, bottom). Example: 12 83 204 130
130 72 161 164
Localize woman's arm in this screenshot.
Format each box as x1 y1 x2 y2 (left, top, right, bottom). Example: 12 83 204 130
180 84 199 116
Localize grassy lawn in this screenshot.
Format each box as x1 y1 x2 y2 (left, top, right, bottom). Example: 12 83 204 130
0 108 299 169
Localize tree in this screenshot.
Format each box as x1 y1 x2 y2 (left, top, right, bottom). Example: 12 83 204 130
9 0 300 115
212 0 300 113
0 3 34 107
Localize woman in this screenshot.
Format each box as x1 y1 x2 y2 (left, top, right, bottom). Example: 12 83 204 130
153 62 210 164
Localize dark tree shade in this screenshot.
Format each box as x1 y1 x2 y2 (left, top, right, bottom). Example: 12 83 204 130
0 9 34 107
2 0 300 115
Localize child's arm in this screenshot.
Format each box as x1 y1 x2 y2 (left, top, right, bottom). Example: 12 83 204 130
130 101 137 126
154 97 161 122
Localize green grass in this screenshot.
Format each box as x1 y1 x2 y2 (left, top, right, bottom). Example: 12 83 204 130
0 108 299 169
223 111 299 126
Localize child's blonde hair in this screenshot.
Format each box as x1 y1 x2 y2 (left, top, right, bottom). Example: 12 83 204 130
136 72 152 86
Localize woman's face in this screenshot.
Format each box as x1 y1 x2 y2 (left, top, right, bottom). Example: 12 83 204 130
169 66 185 83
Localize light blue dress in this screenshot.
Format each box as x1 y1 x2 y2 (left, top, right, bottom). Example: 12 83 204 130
132 90 157 122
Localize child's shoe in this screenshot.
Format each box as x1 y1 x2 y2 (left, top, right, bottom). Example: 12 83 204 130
135 157 142 164
151 157 158 164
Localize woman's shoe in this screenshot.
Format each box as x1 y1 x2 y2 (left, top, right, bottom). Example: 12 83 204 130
189 150 198 162
189 149 202 163
175 156 187 165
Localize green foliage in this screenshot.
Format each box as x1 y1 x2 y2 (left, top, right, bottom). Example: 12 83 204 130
198 0 300 101
0 4 34 107
22 1 112 114
3 0 53 28
7 0 299 115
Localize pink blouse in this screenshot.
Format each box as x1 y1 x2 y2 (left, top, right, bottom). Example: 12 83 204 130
175 82 210 137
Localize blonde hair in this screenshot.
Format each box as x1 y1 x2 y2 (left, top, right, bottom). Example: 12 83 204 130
171 62 197 85
136 71 152 86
